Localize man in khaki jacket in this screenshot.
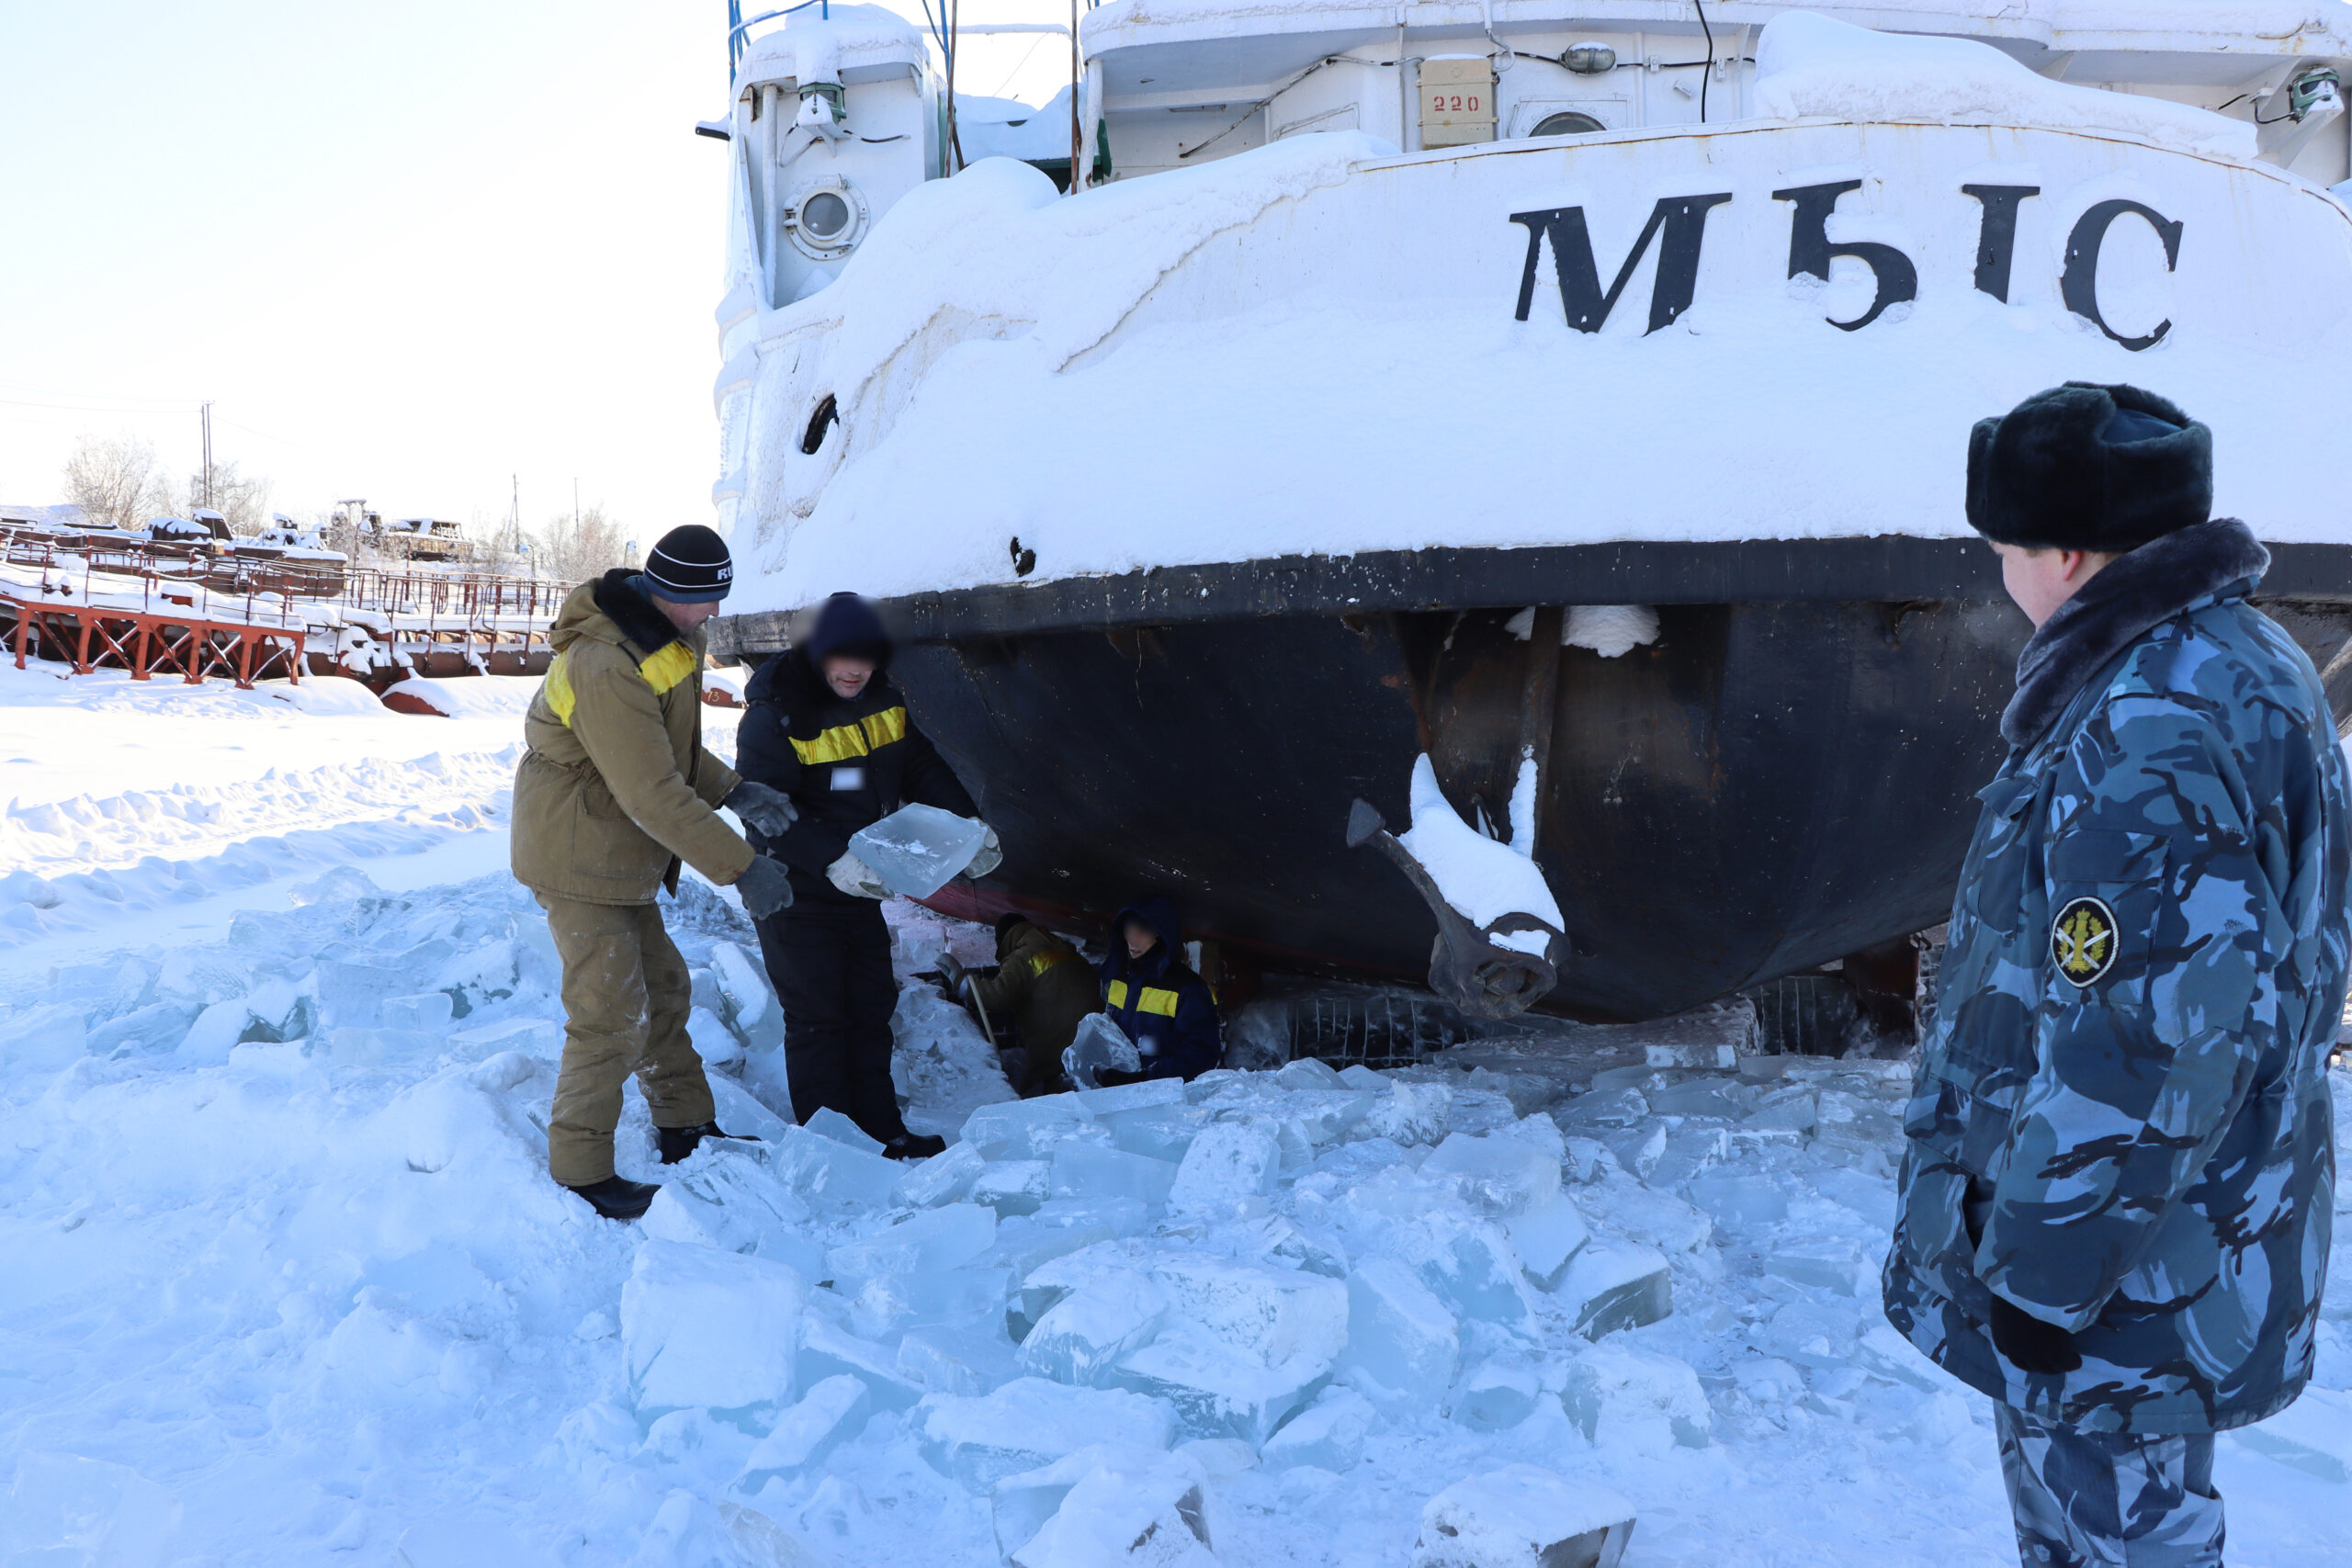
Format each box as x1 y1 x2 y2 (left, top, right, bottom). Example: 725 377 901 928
512 525 797 1219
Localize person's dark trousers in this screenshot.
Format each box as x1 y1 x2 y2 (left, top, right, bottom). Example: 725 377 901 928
755 897 905 1142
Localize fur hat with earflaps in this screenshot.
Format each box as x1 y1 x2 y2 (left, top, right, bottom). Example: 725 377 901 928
1965 381 2213 552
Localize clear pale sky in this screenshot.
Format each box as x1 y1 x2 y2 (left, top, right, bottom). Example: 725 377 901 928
0 0 1071 538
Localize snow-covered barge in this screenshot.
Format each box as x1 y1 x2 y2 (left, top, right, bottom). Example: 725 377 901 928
708 2 2352 1021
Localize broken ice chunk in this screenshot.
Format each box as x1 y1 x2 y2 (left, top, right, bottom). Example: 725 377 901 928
1019 1271 1170 1385
846 1266 1009 1340
1761 1236 1877 1297
803 1106 886 1154
1338 1256 1459 1416
1562 1343 1712 1453
622 1239 807 1428
1338 1065 1385 1090
1413 1465 1636 1568
1684 1172 1789 1233
797 1314 925 1412
1099 1102 1214 1163
1261 1385 1376 1472
1168 1119 1282 1218
1074 1076 1189 1116
1601 1123 1666 1181
1503 1195 1590 1291
709 940 784 1049
1148 1254 1350 1371
770 1125 902 1213
1555 1088 1649 1133
1422 1132 1562 1218
1064 1011 1145 1092
380 991 454 1033
825 1202 996 1289
733 1374 871 1493
1275 1057 1342 1091
916 1377 1177 1490
1049 1143 1179 1209
1001 1445 1214 1568
965 1095 1108 1161
1556 1243 1673 1339
897 1323 1023 1397
639 1146 824 1278
972 1159 1052 1215
849 803 986 898
1452 1360 1543 1432
1358 1080 1453 1145
893 1138 987 1208
1109 1321 1331 1445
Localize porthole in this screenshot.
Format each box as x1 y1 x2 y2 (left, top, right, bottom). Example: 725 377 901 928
802 394 839 455
1532 111 1606 137
783 176 868 261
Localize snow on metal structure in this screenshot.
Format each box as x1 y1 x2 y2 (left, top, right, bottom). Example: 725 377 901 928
707 3 2352 1020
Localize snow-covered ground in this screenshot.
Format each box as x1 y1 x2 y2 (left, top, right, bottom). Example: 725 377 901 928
2 668 2347 1567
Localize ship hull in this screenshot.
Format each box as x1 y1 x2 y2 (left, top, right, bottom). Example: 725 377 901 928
718 538 2352 1020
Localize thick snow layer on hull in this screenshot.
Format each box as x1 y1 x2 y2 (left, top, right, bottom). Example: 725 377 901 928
725 118 2352 615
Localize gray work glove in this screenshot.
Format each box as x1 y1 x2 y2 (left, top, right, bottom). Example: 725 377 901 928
733 854 794 919
966 824 1002 879
723 779 798 838
826 852 890 899
938 953 969 998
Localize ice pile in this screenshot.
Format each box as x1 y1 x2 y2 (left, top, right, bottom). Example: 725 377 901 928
602 1050 1797 1561
5 830 2346 1564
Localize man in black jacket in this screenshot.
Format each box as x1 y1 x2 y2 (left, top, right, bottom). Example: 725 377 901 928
734 592 998 1158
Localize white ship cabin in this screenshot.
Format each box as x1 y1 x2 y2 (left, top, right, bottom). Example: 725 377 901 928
716 0 2350 307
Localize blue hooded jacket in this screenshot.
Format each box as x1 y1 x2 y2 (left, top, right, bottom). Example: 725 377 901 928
1098 897 1223 1081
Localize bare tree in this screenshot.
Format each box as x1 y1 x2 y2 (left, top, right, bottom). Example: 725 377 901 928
172 459 272 535
62 433 169 529
530 502 626 582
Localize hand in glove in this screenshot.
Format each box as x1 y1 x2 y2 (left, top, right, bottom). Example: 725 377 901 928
966 824 1003 879
733 854 794 919
937 953 969 998
827 852 890 900
723 780 798 838
1988 1294 2082 1375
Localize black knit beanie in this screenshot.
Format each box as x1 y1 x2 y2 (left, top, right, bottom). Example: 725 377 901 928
643 525 734 603
1965 382 2212 552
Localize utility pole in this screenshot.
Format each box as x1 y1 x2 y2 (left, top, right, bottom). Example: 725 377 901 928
199 401 215 511
1069 0 1083 192
511 473 521 557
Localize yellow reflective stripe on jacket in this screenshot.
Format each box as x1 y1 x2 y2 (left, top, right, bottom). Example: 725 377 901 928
1106 979 1129 1010
638 640 698 695
542 641 695 728
1136 987 1182 1018
1029 950 1078 979
791 705 909 766
544 651 579 727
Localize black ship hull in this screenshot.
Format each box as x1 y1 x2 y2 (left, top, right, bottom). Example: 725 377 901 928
718 537 2352 1021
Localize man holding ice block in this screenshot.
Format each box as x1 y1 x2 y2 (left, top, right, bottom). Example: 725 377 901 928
735 592 1000 1158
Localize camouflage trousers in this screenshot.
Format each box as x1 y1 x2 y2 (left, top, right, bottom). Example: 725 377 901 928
1996 1406 2223 1568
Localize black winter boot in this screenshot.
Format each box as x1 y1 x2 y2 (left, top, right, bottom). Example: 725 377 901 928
564 1175 661 1221
881 1132 947 1161
657 1122 760 1165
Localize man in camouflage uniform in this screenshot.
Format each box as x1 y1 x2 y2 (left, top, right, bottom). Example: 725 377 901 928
1884 382 2351 1567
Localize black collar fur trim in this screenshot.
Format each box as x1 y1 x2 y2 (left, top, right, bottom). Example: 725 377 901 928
2002 518 2267 750
591 569 681 658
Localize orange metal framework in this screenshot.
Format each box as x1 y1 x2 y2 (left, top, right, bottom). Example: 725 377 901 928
2 593 304 688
